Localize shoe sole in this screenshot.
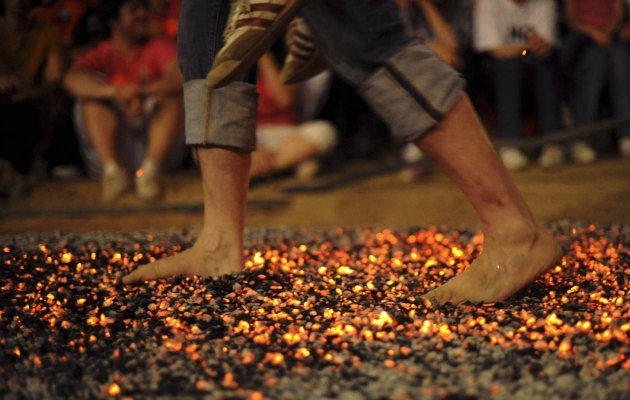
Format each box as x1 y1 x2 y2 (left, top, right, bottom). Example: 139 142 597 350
207 0 309 89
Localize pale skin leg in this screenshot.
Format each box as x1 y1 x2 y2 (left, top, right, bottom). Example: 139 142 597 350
122 146 249 283
145 95 185 165
123 93 562 305
81 101 119 165
250 130 320 178
416 94 562 304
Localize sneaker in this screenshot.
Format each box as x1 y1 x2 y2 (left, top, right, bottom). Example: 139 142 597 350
135 159 163 200
294 158 320 180
619 137 630 159
400 143 424 164
538 144 565 168
499 146 529 171
102 162 130 202
280 17 327 84
570 141 597 165
207 0 309 89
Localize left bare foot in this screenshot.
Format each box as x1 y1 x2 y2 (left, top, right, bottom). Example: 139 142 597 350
122 231 242 284
424 224 562 305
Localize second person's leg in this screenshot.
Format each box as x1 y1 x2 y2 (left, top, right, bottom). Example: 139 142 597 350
302 0 562 304
123 0 258 284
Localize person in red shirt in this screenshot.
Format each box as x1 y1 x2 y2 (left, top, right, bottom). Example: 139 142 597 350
63 0 186 202
250 49 337 180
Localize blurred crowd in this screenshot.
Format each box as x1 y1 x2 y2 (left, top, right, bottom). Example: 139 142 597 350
1 0 629 203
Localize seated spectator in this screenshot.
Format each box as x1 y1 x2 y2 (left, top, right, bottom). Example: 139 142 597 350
563 0 630 161
250 50 338 181
63 0 186 202
0 0 66 181
474 0 564 170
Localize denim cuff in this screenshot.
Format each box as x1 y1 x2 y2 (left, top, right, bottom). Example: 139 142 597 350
358 42 465 143
184 79 258 151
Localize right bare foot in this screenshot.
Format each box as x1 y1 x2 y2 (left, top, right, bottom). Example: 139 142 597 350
122 231 242 284
424 223 563 305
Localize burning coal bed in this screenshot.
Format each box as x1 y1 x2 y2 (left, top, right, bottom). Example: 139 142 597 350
1 223 628 400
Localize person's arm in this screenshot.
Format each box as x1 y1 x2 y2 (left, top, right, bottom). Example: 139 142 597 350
141 61 183 98
14 42 65 101
63 67 141 119
416 0 458 51
603 0 624 36
525 0 557 59
257 52 296 111
416 0 461 66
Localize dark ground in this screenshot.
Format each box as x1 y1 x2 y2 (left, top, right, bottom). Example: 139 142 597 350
0 156 628 399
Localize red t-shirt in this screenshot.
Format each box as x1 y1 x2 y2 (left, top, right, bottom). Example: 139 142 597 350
572 0 616 30
256 74 299 126
71 38 176 85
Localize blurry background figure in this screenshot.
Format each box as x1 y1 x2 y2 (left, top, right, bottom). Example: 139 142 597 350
622 1 630 158
474 0 564 171
562 0 630 161
63 0 186 202
250 45 338 182
0 0 67 187
147 0 180 41
31 0 85 49
396 0 476 179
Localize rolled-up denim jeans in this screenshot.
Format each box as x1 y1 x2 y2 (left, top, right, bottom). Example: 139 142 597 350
178 0 258 150
302 0 465 142
178 0 464 150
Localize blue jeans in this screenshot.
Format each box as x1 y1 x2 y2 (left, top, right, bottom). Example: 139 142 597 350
494 55 562 139
570 37 630 139
178 0 464 150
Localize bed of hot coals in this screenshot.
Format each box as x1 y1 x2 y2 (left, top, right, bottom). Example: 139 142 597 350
1 223 628 400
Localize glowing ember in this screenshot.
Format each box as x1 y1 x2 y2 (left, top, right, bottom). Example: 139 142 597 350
1 224 628 398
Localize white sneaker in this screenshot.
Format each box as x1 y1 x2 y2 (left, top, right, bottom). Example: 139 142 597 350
570 141 597 165
401 143 424 164
294 158 320 180
102 162 130 202
135 159 162 200
538 144 565 168
619 137 630 159
499 147 529 171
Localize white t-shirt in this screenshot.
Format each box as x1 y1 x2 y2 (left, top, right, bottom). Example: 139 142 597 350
473 0 558 52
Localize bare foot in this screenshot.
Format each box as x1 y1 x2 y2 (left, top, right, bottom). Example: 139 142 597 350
121 231 242 284
424 224 562 305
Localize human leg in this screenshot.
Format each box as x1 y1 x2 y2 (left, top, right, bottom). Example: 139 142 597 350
569 43 605 164
123 0 257 283
77 100 131 201
252 121 337 178
136 95 185 199
79 100 120 167
123 147 250 283
607 44 630 140
532 56 565 168
303 0 561 304
494 57 528 170
415 95 562 303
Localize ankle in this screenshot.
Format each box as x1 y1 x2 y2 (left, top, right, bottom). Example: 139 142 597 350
103 160 123 176
483 216 539 244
